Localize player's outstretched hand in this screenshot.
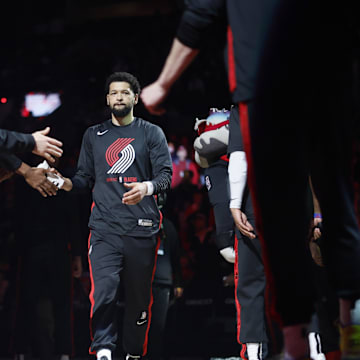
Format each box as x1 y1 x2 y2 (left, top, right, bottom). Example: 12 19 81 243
230 208 256 239
47 167 72 191
122 182 147 205
24 167 58 197
140 82 167 115
32 127 63 163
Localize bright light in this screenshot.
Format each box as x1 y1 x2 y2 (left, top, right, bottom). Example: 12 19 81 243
23 93 61 117
0 97 7 104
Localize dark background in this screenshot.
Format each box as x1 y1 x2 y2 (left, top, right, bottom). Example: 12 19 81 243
1 1 360 359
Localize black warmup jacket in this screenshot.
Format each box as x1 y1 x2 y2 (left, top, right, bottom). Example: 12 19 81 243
177 0 278 103
0 128 35 154
0 129 35 170
0 153 22 171
72 117 172 237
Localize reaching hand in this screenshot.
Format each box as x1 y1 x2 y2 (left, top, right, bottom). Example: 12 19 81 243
32 127 63 163
47 168 72 191
140 82 167 115
230 208 256 239
122 182 147 205
313 218 322 240
24 167 58 197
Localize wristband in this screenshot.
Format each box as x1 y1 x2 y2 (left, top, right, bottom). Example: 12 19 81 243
314 213 322 219
143 181 154 196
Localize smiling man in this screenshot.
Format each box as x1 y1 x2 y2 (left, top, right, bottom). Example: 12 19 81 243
54 72 172 360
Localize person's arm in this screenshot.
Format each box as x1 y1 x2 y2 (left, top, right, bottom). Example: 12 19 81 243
16 162 58 197
54 128 95 193
141 39 199 115
309 176 324 266
0 167 14 183
122 125 172 205
228 151 255 239
140 0 225 115
0 152 58 196
0 128 35 153
309 176 322 240
0 127 63 162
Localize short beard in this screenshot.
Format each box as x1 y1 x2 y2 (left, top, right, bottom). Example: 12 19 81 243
110 103 132 118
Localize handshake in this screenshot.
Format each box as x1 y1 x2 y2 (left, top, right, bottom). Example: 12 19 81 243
37 160 65 189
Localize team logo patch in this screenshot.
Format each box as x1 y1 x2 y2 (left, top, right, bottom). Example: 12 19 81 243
138 219 153 227
205 175 212 191
105 138 135 174
136 310 148 326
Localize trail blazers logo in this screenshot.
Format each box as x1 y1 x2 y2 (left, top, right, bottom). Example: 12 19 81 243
105 138 135 174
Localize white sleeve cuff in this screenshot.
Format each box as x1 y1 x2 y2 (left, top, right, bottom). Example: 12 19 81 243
228 151 247 209
143 181 154 196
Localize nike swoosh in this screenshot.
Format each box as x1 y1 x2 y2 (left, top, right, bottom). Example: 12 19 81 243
136 319 147 326
97 130 109 136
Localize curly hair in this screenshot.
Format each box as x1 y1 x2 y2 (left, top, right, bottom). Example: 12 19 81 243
105 72 141 95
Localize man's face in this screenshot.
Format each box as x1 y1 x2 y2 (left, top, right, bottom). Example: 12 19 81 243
107 81 138 117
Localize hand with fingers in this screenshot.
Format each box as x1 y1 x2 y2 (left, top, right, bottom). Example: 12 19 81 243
140 82 167 115
122 182 147 205
313 217 322 240
230 207 256 239
32 127 63 163
24 167 58 197
47 167 73 192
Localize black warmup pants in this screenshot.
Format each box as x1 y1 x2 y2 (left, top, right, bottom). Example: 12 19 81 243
88 229 158 356
205 163 268 348
204 162 235 250
235 226 268 347
146 284 171 360
311 262 340 354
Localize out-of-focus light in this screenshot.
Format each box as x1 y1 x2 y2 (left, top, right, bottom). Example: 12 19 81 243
0 97 7 104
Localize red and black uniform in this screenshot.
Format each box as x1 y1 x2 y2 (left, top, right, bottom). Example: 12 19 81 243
204 107 268 358
228 106 268 352
72 117 172 356
176 0 360 326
